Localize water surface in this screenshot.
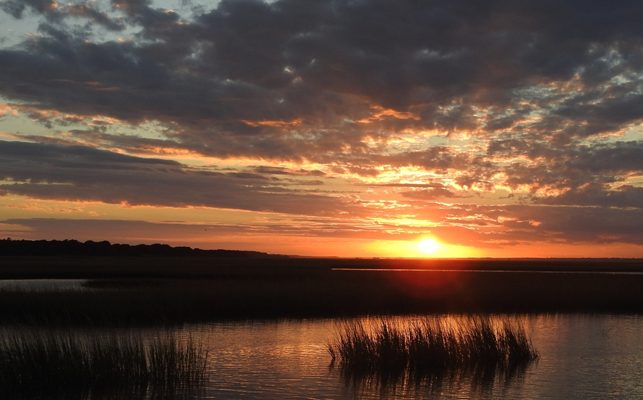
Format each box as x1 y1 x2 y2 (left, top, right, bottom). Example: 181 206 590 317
0 279 87 291
1 309 640 398
184 314 642 399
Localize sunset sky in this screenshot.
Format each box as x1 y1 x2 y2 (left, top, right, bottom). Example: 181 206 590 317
0 0 641 257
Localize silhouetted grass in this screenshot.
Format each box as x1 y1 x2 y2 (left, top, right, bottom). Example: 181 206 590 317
329 318 538 388
0 331 207 399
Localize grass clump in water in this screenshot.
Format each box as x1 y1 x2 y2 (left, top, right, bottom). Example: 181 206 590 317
329 317 538 386
0 331 207 399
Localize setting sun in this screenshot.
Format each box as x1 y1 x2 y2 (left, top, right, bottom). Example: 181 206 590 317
417 238 441 255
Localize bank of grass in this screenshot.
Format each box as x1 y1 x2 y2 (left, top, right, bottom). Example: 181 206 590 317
0 267 641 326
0 331 207 399
329 318 538 385
0 271 643 327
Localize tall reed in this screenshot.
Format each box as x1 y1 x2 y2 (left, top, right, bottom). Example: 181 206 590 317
0 331 207 399
329 317 538 386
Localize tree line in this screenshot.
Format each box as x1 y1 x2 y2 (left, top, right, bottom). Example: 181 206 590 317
0 239 270 257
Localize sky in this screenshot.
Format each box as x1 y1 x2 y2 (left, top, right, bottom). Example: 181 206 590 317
0 0 641 257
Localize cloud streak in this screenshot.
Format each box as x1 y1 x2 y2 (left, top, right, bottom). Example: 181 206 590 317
0 141 351 215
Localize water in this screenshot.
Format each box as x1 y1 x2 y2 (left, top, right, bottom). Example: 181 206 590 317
0 279 87 291
1 281 641 398
1 314 641 398
179 314 642 399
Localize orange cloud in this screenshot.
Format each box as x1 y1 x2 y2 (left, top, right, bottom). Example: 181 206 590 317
0 103 19 117
241 118 303 128
358 105 420 124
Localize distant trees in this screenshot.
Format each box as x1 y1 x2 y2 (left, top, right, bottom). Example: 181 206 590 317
0 238 269 257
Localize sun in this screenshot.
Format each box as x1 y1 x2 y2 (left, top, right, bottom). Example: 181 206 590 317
366 237 481 258
417 238 441 255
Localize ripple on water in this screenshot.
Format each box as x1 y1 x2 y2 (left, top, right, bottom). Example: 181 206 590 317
177 315 643 400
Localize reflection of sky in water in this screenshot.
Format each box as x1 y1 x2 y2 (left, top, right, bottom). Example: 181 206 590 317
0 314 640 399
173 315 642 399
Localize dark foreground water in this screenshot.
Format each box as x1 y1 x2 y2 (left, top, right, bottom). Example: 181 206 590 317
179 314 641 399
0 314 640 399
0 278 641 399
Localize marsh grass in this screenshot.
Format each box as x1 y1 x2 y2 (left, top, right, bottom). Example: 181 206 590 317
0 265 642 327
0 331 207 399
329 317 538 388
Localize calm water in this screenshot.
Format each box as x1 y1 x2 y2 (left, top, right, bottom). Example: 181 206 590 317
178 314 642 399
0 279 87 291
1 280 641 398
1 314 641 398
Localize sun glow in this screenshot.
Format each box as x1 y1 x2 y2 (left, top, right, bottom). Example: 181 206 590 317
417 238 441 255
364 237 482 258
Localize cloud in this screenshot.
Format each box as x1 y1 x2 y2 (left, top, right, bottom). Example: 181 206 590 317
425 204 643 247
0 140 352 215
1 0 125 30
486 140 643 201
500 205 643 245
0 0 641 159
0 218 233 241
539 184 643 209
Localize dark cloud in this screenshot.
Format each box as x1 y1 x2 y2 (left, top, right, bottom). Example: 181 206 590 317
423 204 643 247
539 184 643 209
500 205 643 245
486 139 643 200
0 218 244 241
385 146 478 172
400 184 462 200
1 0 56 19
1 0 125 30
0 0 641 158
0 140 351 215
0 217 407 243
